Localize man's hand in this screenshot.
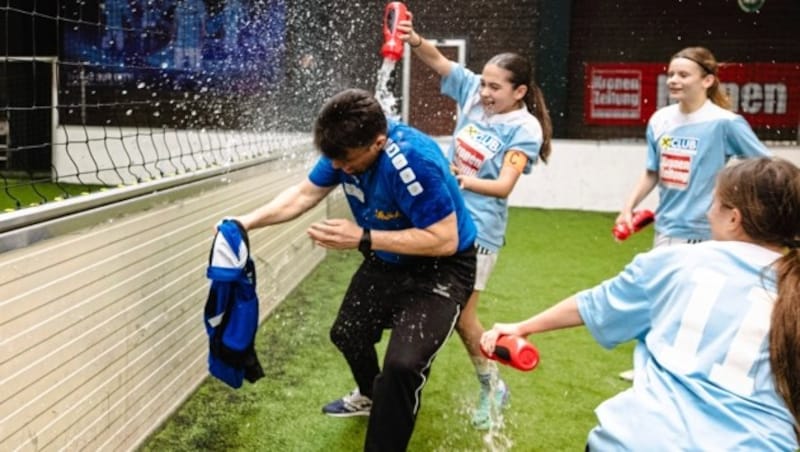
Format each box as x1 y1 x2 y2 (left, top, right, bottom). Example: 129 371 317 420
214 216 238 233
307 219 362 250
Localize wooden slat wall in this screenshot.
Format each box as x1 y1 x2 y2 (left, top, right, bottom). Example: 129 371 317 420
0 161 339 451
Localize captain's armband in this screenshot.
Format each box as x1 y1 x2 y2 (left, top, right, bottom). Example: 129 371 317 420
503 150 528 173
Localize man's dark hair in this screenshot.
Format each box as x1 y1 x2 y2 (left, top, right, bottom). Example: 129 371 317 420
313 89 387 160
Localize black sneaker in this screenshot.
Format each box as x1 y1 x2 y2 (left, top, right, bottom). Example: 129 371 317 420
322 388 372 417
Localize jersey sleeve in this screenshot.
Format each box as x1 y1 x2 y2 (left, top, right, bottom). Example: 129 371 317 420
645 123 659 171
308 156 341 187
725 116 771 159
441 63 480 108
576 252 653 349
506 122 543 174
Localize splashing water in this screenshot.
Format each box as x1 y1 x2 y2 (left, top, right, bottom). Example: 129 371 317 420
483 420 514 452
481 377 514 452
375 58 400 120
446 381 515 452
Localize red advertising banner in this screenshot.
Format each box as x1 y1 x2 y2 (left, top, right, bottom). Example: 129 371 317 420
584 62 800 127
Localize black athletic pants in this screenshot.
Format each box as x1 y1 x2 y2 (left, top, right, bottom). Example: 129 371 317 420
329 248 476 452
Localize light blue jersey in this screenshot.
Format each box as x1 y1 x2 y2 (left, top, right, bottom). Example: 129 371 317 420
646 100 770 239
440 63 542 252
576 241 796 451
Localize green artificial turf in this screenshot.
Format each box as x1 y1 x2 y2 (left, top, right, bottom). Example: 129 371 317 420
141 207 653 452
0 178 107 211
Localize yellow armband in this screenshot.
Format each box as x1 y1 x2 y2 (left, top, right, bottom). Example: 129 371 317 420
503 150 528 173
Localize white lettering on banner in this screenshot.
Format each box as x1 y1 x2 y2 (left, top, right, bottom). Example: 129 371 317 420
592 91 640 107
591 109 640 119
589 69 642 120
592 75 641 90
656 74 788 114
73 71 135 86
724 82 788 114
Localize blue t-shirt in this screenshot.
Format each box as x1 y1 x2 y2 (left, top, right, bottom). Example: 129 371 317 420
308 120 477 264
646 100 770 239
441 63 542 252
576 241 796 451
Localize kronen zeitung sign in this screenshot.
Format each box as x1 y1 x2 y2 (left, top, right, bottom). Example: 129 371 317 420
585 62 797 127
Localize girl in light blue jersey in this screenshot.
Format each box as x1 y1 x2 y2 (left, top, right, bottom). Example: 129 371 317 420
483 157 800 451
399 13 553 430
616 46 770 247
615 46 770 381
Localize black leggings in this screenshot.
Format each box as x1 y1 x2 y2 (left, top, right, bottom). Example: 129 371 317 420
329 249 476 452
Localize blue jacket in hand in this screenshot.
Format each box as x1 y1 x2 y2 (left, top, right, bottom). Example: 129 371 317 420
204 219 264 388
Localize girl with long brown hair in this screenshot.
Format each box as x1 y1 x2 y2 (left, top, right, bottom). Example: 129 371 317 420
484 157 800 450
614 46 772 381
398 12 553 430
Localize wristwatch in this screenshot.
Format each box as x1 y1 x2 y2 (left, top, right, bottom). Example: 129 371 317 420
358 228 372 256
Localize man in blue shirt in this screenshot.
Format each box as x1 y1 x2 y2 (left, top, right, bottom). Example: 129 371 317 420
236 88 477 452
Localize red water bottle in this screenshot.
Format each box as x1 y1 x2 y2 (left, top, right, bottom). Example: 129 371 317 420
380 2 408 61
613 209 655 241
482 335 540 372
